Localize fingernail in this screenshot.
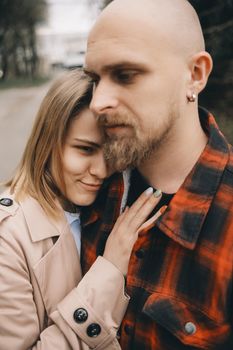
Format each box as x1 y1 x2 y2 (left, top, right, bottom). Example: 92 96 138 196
145 187 153 195
153 189 162 198
159 205 167 214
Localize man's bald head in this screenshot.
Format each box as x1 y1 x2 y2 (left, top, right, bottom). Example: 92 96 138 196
85 0 212 172
88 0 205 58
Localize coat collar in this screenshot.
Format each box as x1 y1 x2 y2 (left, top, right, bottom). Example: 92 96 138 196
19 195 81 316
19 195 68 242
0 191 81 316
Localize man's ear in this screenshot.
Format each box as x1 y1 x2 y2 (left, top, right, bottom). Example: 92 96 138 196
187 51 213 94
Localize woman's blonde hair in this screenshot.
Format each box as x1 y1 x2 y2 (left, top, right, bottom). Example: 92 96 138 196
7 69 92 217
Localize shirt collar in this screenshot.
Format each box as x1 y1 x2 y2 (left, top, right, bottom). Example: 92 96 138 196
64 211 80 225
156 108 230 249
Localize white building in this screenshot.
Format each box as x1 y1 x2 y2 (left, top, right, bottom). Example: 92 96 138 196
37 27 88 74
35 1 101 75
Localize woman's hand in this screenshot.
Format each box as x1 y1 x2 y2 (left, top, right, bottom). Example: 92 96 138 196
103 187 164 276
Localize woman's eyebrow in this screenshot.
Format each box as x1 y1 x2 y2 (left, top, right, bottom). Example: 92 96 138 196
73 138 101 148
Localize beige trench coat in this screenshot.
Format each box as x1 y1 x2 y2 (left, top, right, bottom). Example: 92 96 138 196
0 191 129 350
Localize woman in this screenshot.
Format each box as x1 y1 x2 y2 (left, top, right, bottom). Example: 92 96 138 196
0 70 162 350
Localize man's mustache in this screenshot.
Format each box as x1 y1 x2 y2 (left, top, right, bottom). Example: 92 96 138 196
97 113 135 128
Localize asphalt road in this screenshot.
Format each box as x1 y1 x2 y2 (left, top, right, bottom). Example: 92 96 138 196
0 81 52 191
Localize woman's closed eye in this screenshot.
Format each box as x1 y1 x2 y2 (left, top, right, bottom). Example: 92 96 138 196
73 145 97 154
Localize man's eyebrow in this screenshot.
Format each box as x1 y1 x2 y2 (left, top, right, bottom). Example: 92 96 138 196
84 61 146 75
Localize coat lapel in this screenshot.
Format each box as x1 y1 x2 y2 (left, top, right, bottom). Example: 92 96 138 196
20 196 82 315
33 225 82 315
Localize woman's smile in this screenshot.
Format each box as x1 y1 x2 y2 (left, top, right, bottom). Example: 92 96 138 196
78 180 103 192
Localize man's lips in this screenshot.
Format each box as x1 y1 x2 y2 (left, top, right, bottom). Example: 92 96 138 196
104 124 131 134
103 123 128 128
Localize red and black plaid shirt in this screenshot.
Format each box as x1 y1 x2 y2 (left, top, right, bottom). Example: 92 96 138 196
81 109 233 350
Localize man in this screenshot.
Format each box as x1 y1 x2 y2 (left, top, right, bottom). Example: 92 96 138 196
82 0 233 349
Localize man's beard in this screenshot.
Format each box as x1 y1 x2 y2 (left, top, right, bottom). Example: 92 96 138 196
103 134 156 172
98 111 172 172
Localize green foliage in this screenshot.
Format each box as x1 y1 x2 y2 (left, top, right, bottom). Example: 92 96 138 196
189 0 233 141
0 76 50 90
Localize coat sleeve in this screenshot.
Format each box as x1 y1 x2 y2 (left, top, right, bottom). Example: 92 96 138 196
0 219 129 350
50 256 129 350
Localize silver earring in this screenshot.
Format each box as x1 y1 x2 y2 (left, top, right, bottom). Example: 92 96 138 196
187 93 197 102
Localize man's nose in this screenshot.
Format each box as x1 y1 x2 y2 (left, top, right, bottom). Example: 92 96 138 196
90 80 119 115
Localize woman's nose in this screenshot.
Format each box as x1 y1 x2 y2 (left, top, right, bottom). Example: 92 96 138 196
90 152 108 180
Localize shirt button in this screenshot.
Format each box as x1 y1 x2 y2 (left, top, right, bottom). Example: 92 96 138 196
124 324 133 335
0 198 13 207
86 323 101 337
184 322 197 335
135 248 145 259
73 308 88 323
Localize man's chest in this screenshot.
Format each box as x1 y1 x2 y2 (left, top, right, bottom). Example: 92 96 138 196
82 221 232 350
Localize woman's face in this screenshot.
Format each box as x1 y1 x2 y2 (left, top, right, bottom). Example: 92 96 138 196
61 107 108 206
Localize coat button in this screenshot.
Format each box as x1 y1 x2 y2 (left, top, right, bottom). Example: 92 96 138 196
124 324 133 335
0 198 13 207
135 248 145 259
184 322 196 335
73 308 88 323
86 323 101 337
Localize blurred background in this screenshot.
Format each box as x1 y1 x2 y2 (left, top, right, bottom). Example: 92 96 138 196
0 0 233 185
